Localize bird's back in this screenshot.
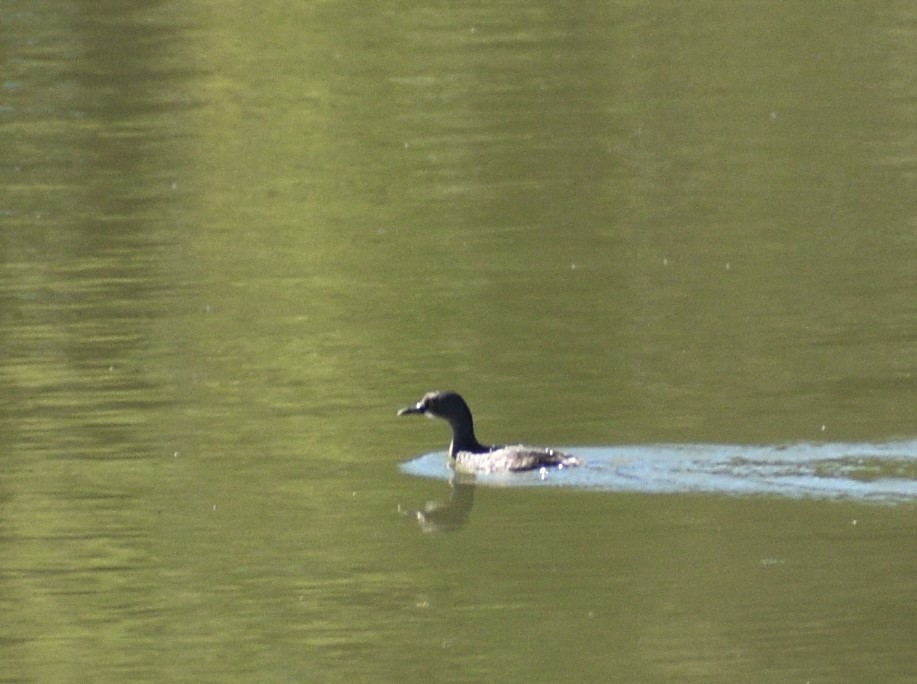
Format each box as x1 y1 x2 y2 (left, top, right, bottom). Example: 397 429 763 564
453 445 581 473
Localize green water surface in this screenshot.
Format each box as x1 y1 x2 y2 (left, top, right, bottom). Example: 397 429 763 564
1 2 914 681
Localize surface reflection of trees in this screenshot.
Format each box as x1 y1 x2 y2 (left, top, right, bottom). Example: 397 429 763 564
406 472 477 533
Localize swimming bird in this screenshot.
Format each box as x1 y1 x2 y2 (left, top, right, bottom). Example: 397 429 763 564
397 391 581 473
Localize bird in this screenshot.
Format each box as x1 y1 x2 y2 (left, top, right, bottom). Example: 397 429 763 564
397 391 581 473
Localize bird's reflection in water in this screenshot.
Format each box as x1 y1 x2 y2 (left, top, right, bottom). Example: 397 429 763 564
404 472 477 533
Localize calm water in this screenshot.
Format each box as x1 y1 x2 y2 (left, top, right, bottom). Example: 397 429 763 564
1 1 915 682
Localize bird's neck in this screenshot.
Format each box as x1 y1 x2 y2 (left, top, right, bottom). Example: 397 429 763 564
448 419 486 457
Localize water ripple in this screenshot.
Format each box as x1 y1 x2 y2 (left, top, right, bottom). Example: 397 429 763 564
400 441 917 502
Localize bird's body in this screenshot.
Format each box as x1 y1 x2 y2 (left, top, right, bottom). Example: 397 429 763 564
398 391 581 473
448 444 579 474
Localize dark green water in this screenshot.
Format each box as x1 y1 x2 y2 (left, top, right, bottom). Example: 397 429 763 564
1 2 914 681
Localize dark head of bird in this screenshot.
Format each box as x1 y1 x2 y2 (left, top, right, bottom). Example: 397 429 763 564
397 391 485 456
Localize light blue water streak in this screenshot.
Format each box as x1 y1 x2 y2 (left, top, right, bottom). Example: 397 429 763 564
400 441 917 502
